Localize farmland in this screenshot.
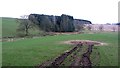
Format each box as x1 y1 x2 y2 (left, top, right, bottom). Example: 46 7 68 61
2 17 40 37
2 32 118 66
2 17 18 37
1 17 118 67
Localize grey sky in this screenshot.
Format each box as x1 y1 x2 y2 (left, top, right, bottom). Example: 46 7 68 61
0 0 119 24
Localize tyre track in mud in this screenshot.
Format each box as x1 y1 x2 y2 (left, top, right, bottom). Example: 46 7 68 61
37 41 100 68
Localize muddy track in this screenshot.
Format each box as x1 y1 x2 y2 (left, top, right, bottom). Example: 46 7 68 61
80 45 93 68
50 46 78 66
37 44 82 68
37 42 99 68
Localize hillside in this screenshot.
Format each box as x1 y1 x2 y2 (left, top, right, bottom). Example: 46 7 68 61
2 17 40 37
2 17 18 37
2 15 92 38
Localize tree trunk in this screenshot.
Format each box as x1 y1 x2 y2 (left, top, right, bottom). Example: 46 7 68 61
25 29 28 36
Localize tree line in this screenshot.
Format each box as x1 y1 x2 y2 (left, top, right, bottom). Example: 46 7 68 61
17 14 92 36
28 14 76 32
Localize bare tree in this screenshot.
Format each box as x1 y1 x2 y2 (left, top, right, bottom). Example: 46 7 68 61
17 15 34 36
99 25 104 31
87 25 92 31
112 26 116 32
76 24 85 32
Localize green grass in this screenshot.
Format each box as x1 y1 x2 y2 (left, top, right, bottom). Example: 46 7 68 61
2 17 18 37
2 17 40 37
2 32 118 66
0 42 2 67
0 17 2 38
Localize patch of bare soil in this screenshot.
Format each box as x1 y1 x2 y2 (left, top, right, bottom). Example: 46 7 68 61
61 40 107 46
49 32 80 35
38 42 97 67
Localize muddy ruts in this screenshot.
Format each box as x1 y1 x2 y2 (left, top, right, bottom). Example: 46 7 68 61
37 44 82 68
70 56 81 67
37 43 94 68
51 44 82 66
70 44 83 67
81 45 94 68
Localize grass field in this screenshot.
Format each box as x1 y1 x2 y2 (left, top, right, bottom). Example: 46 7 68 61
2 17 40 37
2 17 18 37
2 32 118 66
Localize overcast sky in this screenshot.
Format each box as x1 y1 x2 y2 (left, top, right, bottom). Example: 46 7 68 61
0 0 119 24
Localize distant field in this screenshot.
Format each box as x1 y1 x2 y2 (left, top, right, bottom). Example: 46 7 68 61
2 17 40 37
2 17 18 37
2 32 118 66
